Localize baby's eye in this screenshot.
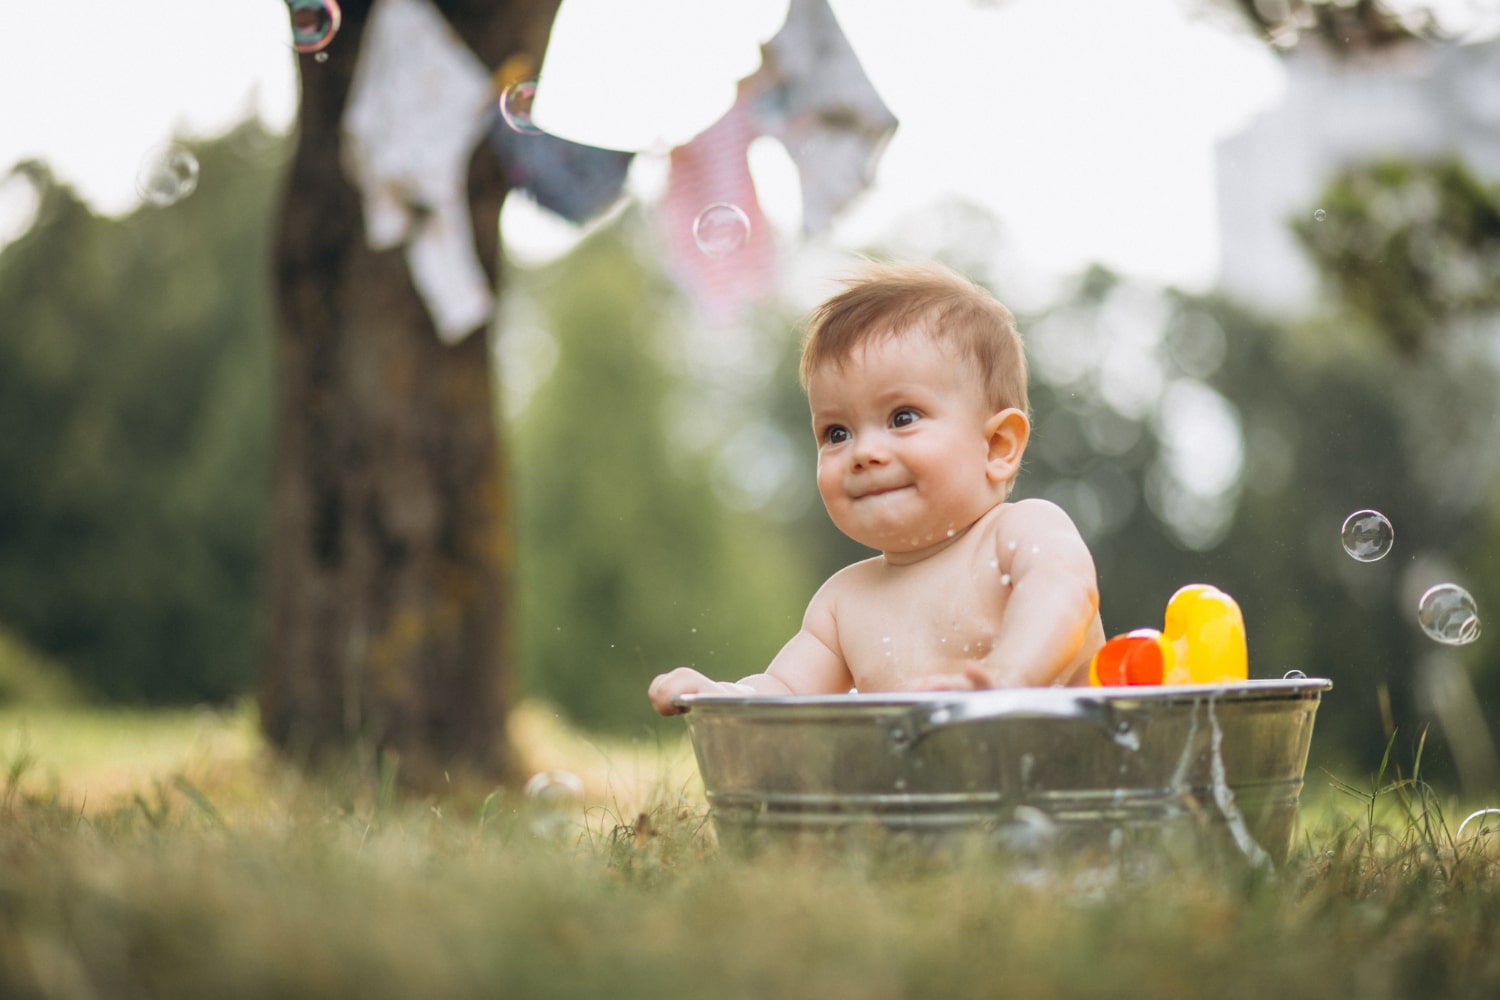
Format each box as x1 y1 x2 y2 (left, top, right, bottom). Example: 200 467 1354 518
891 408 920 428
823 425 850 445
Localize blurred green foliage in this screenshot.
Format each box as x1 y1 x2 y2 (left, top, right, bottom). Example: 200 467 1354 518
1 122 1497 789
0 126 278 704
508 214 815 730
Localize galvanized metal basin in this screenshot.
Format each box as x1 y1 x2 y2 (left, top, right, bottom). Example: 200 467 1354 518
676 678 1331 866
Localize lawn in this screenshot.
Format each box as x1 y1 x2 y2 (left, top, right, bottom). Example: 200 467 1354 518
3 702 1500 999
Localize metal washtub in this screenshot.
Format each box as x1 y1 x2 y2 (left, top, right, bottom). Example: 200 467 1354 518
676 678 1332 865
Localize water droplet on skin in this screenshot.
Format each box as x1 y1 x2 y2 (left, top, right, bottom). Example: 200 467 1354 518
946 529 956 538
989 559 999 569
692 202 751 256
1341 509 1393 561
1418 583 1482 645
1007 541 1017 551
999 574 1011 586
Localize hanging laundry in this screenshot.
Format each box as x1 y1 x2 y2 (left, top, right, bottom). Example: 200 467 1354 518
659 0 896 322
659 84 777 327
748 0 899 236
487 115 634 225
341 0 495 344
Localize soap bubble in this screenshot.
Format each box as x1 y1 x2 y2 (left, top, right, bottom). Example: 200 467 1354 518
523 770 584 838
288 0 342 54
1283 669 1307 680
1314 208 1327 222
135 145 200 207
692 202 751 256
1417 583 1481 645
1341 509 1393 562
499 80 543 135
1457 808 1500 840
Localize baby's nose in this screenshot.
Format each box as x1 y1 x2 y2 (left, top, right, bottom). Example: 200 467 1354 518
851 433 890 466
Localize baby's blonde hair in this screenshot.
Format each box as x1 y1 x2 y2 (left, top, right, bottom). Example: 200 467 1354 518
799 259 1029 415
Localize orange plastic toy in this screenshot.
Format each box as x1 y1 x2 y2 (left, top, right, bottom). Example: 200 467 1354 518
1089 584 1247 686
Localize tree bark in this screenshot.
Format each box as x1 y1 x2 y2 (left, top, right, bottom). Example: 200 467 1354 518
261 0 560 788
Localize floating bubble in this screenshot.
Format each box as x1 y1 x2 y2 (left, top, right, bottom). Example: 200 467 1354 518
288 0 342 54
135 145 200 207
499 80 544 135
692 202 751 256
1341 509 1393 562
1314 208 1327 222
523 769 584 838
524 769 584 806
1457 808 1500 840
1417 583 1481 645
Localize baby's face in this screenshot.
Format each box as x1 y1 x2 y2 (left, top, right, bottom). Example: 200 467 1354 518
807 330 1005 558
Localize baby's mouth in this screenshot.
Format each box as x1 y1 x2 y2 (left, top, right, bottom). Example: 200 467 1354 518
854 483 909 499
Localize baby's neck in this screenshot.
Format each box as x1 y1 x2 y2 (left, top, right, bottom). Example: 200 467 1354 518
880 502 1005 566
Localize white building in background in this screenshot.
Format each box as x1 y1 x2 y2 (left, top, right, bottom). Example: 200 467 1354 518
1215 36 1500 313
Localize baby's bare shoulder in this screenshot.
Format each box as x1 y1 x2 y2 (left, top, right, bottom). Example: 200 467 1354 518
808 555 883 608
994 498 1085 543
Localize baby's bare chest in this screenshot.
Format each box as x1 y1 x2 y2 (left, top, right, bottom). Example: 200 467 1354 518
837 550 1013 690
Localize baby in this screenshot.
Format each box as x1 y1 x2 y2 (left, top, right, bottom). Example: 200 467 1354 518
649 260 1105 714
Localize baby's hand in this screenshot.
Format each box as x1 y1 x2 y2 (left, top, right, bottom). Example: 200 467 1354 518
647 667 756 716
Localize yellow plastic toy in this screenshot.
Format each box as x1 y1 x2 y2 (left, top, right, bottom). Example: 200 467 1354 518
1089 584 1247 686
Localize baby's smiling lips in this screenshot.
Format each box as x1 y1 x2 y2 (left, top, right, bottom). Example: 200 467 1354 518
852 482 910 500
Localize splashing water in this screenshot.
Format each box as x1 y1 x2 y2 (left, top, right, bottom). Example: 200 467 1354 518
1168 699 1202 796
1417 583 1482 645
1207 697 1272 869
1340 509 1393 561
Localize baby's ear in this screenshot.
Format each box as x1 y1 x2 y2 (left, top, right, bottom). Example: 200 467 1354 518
984 408 1029 484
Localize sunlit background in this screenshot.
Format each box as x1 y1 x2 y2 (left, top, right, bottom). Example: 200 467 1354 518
4 0 1500 793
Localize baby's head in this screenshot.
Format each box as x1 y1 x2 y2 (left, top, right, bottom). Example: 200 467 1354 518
801 262 1033 552
800 259 1029 418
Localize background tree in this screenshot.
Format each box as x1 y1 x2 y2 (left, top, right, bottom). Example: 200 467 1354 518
260 0 560 787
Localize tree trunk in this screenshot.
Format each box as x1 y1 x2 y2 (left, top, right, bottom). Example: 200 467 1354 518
261 0 559 789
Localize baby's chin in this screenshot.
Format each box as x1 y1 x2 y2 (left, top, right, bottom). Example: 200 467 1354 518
843 520 971 558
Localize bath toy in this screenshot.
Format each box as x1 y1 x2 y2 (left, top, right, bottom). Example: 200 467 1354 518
1090 584 1247 686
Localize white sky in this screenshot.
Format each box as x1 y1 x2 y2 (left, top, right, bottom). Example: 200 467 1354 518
0 0 1286 291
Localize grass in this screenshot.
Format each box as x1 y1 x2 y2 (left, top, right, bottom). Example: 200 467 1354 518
3 706 1500 999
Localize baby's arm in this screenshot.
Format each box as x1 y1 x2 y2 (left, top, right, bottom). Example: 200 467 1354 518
647 582 854 716
969 498 1103 688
